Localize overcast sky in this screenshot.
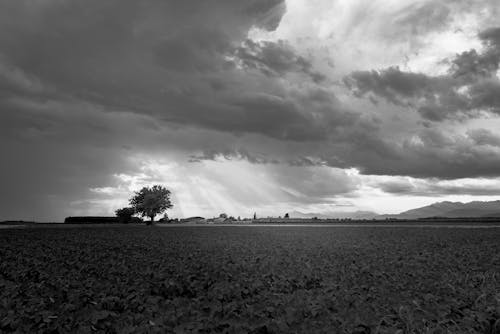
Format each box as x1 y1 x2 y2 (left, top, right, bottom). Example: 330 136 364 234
2 0 500 221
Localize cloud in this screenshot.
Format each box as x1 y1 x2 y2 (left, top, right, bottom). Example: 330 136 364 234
0 0 290 122
344 67 440 106
344 26 500 121
153 29 233 73
392 2 451 37
378 180 416 194
478 27 500 46
468 128 500 147
233 39 325 82
0 0 353 146
378 127 500 178
373 176 500 197
189 148 280 164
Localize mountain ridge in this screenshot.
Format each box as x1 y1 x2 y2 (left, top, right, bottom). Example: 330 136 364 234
378 200 500 219
289 200 500 220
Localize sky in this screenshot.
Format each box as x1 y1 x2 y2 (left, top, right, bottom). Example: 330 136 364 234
2 0 500 221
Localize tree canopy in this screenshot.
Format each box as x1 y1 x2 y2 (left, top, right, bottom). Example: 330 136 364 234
115 207 135 223
129 185 173 224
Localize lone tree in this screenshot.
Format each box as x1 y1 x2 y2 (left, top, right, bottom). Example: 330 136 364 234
129 185 173 224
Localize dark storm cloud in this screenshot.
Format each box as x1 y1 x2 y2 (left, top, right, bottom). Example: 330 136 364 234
0 0 349 144
450 49 500 82
268 166 359 202
0 0 287 113
225 92 323 141
344 67 470 121
153 29 233 73
354 127 500 179
468 128 500 147
391 128 500 179
189 148 280 165
185 111 500 180
429 183 500 196
344 27 500 121
287 156 328 167
478 27 500 46
234 39 326 82
263 126 500 180
378 180 416 194
222 90 353 141
376 177 500 197
344 67 439 105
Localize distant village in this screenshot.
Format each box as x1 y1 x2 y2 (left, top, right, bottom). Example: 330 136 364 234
59 213 500 225
62 212 330 224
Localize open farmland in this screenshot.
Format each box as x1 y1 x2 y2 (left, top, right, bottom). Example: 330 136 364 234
0 226 499 333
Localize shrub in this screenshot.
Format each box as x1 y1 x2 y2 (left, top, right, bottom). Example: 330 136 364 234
115 207 136 224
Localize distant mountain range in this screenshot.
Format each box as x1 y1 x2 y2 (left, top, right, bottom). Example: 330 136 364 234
291 200 500 220
379 200 500 219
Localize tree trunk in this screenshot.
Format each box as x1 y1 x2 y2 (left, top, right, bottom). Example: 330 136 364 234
147 216 154 225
